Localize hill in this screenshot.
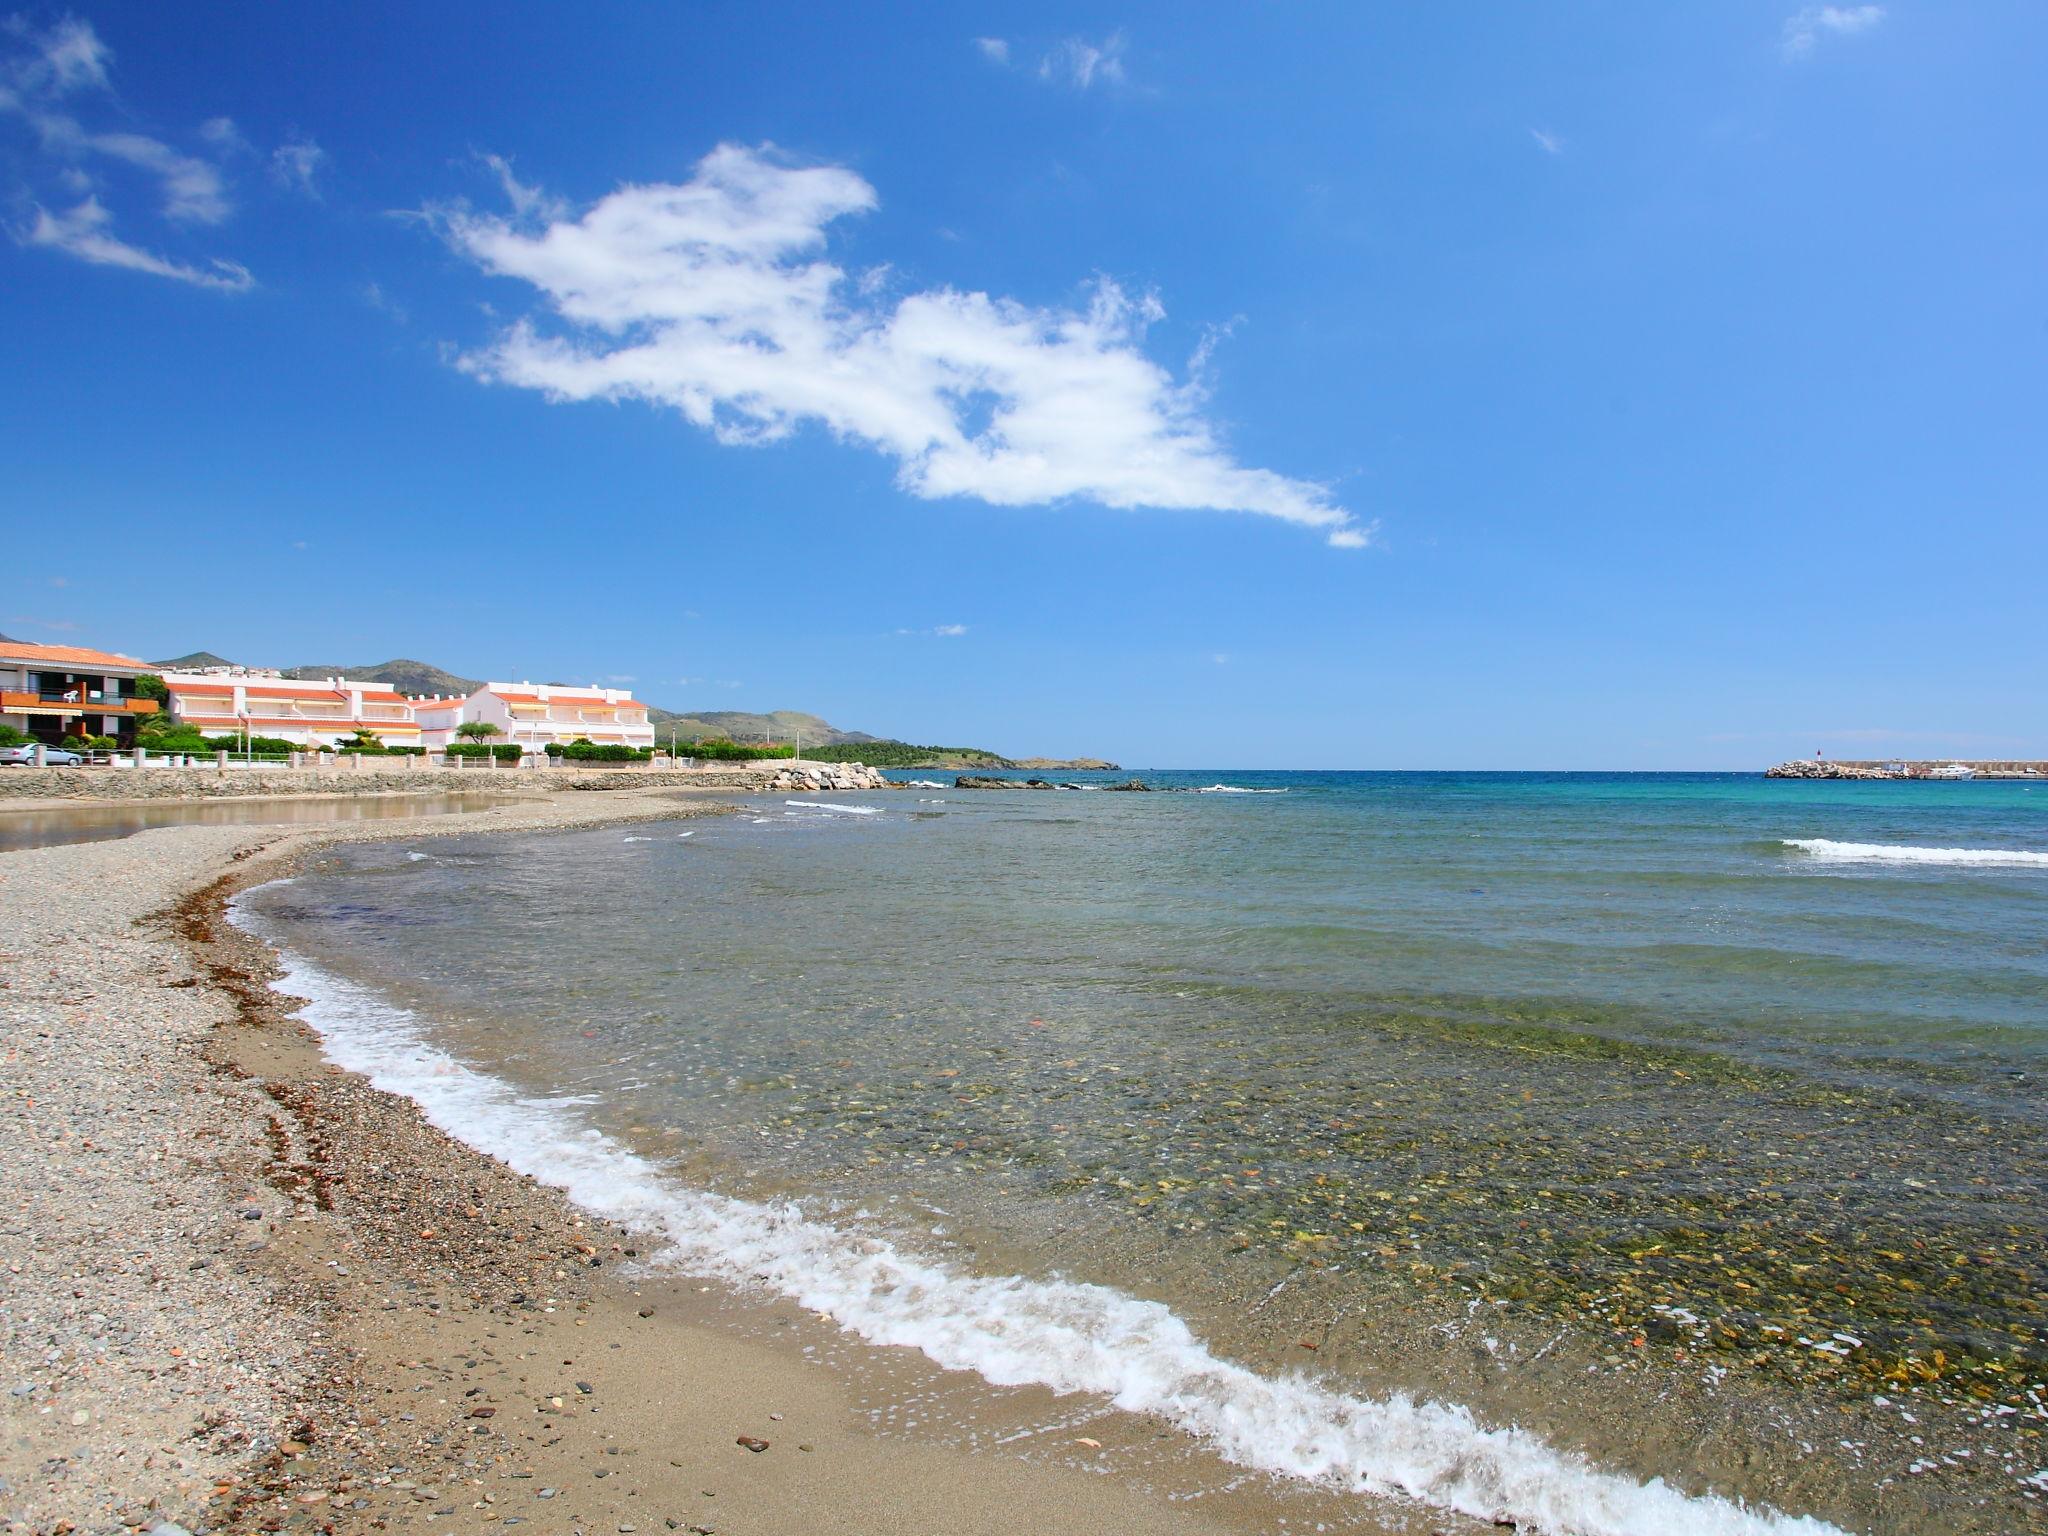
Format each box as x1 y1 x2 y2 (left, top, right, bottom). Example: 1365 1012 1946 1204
649 708 878 748
804 741 1014 769
150 650 237 670
280 658 485 696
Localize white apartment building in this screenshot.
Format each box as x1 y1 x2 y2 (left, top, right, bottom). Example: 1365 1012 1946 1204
161 674 424 749
411 682 654 753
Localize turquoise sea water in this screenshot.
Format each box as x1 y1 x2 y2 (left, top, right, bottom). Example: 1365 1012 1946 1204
242 772 2048 1532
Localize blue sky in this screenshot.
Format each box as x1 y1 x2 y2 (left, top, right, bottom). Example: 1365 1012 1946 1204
2 3 2042 767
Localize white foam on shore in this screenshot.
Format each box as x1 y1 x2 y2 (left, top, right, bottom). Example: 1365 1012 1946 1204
1194 784 1288 794
785 800 881 815
1784 838 2048 867
230 887 1844 1536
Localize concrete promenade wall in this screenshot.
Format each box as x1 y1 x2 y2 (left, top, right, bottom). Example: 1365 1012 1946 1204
0 763 794 801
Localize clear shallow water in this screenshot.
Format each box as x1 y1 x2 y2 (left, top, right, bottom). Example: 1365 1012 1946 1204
239 772 2048 1532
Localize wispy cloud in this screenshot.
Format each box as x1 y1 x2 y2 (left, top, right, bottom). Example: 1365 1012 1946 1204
5 614 81 633
977 30 1135 92
1529 127 1564 156
361 280 408 323
1 13 108 94
897 623 969 638
433 144 1361 547
1781 5 1885 60
24 198 251 289
271 136 325 196
1039 32 1128 90
1 15 253 287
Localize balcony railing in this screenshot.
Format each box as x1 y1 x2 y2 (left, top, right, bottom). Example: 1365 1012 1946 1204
2 690 158 715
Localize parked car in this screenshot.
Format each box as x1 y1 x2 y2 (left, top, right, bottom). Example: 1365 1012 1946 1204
0 744 84 766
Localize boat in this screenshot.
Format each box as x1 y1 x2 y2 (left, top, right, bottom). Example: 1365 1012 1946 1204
1927 763 1976 780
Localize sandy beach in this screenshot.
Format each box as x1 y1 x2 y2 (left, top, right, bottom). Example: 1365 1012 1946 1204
1 788 1410 1536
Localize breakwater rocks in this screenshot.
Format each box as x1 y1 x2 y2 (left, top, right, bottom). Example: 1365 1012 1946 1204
765 761 890 792
1766 759 2048 781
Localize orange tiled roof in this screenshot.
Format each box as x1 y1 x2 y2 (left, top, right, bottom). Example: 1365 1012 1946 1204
0 641 149 670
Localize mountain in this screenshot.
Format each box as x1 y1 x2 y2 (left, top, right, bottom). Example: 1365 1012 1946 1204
150 650 237 670
280 658 483 696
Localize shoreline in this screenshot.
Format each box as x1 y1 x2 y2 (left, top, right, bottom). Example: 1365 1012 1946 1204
5 787 2033 1534
2 790 1385 1536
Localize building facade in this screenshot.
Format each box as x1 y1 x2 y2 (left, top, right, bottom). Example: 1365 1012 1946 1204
411 682 654 752
160 674 423 749
0 642 161 744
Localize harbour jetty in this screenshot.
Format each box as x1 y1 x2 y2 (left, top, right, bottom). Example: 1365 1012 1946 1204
1766 759 2046 780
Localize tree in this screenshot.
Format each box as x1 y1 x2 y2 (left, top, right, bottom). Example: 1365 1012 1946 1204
132 673 169 704
455 720 503 740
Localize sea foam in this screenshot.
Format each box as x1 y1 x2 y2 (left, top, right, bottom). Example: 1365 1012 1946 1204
1784 838 2048 867
230 888 1843 1536
785 800 881 815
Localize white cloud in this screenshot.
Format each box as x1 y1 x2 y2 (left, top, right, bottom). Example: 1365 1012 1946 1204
24 198 251 289
84 129 231 222
2 13 109 95
973 37 1009 65
2 15 252 286
1782 5 1885 59
436 144 1362 547
1039 32 1127 90
1529 127 1564 156
271 136 325 196
933 623 967 637
199 115 247 151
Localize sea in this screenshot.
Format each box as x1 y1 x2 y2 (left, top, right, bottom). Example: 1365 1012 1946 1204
231 771 2048 1535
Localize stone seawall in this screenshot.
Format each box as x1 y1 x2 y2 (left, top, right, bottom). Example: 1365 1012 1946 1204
0 764 826 801
1765 759 2047 780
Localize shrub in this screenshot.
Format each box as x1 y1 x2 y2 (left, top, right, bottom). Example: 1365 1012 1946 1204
86 735 118 750
0 724 29 748
59 735 88 750
683 739 795 761
200 734 302 755
558 740 652 762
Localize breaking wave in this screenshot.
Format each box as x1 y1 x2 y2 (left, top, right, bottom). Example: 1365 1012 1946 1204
1784 838 2048 868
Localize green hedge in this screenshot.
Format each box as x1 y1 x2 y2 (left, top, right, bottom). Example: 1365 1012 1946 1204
544 740 653 762
444 742 524 761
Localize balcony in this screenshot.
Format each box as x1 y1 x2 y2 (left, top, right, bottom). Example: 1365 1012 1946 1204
2 690 159 716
